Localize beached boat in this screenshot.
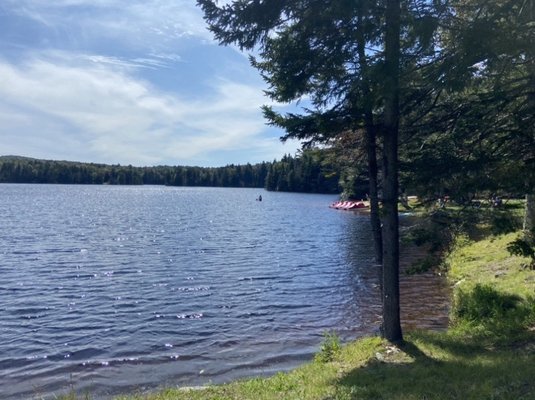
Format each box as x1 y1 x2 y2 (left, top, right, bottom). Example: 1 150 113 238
329 200 370 210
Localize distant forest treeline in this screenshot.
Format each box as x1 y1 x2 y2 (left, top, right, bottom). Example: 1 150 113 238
0 153 340 194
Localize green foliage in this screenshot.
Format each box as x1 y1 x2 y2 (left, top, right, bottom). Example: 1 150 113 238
314 331 341 363
0 153 339 194
57 392 91 400
507 239 535 259
507 231 535 269
490 210 523 235
453 284 522 321
399 0 535 204
406 255 440 275
0 156 270 187
264 150 340 193
403 211 458 253
451 284 535 344
404 225 440 247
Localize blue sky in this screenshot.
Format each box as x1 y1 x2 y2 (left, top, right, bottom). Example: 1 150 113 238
0 0 299 167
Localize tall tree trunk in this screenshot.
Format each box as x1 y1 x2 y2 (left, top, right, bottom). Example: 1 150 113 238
357 4 383 266
382 0 403 343
524 2 535 244
366 126 383 265
524 194 535 242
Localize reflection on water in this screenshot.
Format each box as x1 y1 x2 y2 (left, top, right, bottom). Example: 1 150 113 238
0 185 448 399
341 213 449 334
399 245 450 331
342 214 383 335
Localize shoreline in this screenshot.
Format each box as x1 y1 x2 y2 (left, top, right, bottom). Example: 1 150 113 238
56 207 535 399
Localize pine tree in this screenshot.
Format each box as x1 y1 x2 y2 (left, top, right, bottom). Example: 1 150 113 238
195 0 445 342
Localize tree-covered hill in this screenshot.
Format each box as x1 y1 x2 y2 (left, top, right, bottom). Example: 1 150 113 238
0 152 340 194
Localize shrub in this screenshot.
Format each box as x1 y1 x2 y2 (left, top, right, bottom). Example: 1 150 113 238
490 211 522 235
406 255 440 275
453 284 522 321
315 331 341 363
451 284 535 343
507 230 535 269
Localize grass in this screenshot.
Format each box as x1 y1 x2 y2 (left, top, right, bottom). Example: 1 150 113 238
111 330 535 400
58 206 535 400
447 232 534 298
113 337 383 400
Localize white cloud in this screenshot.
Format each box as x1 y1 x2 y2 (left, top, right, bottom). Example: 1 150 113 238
0 1 301 166
3 0 214 47
0 56 296 166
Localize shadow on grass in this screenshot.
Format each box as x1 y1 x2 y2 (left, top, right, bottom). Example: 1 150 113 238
410 330 487 356
333 335 535 400
397 340 434 361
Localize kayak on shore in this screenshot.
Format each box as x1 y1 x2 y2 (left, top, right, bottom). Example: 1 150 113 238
329 200 370 210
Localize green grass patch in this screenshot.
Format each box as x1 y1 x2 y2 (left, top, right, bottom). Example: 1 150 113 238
314 331 342 363
107 329 535 400
113 337 383 400
447 232 534 298
335 331 535 400
445 231 535 346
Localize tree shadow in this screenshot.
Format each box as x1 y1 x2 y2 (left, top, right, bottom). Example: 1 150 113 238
333 337 535 400
407 330 486 356
397 339 434 361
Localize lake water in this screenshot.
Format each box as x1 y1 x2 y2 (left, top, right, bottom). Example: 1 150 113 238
0 184 386 399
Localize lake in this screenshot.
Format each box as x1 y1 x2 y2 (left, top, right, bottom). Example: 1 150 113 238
0 184 422 399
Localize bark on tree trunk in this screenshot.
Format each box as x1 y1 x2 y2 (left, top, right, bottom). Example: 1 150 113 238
357 6 383 266
524 194 535 243
524 2 535 244
367 127 383 266
382 0 403 343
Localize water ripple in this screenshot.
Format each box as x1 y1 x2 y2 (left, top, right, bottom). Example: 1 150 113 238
0 185 447 400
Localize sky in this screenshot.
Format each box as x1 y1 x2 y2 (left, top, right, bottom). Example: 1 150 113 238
0 0 300 167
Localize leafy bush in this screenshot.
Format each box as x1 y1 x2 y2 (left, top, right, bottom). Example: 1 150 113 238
404 223 451 253
315 331 341 363
453 284 522 321
507 231 535 269
451 284 535 343
406 255 440 275
490 211 522 235
405 226 435 247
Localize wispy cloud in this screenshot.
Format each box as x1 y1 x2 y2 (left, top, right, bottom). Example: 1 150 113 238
79 53 182 70
2 0 213 48
0 56 295 166
0 0 300 166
